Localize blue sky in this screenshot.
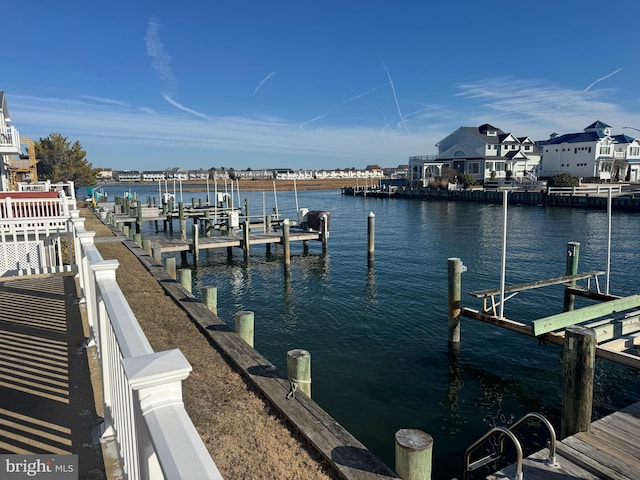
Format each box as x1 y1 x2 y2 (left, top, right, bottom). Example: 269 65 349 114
5 0 640 171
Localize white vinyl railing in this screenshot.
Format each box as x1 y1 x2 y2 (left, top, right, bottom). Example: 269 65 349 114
0 187 221 479
547 184 624 195
71 216 223 480
0 196 70 219
0 125 20 150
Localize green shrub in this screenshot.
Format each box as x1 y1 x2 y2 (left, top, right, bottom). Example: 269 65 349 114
458 173 477 188
548 173 580 187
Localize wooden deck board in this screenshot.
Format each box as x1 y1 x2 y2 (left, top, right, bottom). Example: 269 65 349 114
489 401 640 480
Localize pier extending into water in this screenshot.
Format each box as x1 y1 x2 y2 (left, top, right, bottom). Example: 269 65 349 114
446 242 640 479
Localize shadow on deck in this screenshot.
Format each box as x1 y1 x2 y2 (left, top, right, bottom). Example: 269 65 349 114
0 275 106 479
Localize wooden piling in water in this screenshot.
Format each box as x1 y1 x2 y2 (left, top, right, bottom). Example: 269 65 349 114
142 239 152 256
192 224 199 265
287 349 311 398
283 218 291 269
136 202 142 234
561 325 596 439
179 202 186 240
368 211 375 264
243 221 250 261
394 429 433 480
447 257 462 344
134 233 142 246
202 287 218 315
321 214 328 254
563 242 580 312
234 311 254 347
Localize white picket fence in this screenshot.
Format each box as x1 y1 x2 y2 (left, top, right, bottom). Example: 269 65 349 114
0 190 222 479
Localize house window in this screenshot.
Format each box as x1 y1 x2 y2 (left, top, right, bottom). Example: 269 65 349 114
631 146 640 156
524 145 531 151
468 163 480 174
588 147 592 153
454 150 466 157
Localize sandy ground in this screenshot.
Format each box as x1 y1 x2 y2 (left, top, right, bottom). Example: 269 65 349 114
80 207 337 480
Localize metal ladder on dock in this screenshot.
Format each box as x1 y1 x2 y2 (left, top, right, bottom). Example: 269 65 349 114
463 412 557 480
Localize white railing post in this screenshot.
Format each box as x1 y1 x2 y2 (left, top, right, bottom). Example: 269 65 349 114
123 349 223 480
90 259 120 439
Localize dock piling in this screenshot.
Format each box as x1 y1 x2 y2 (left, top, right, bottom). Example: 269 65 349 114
447 258 462 345
563 242 580 312
561 325 596 439
152 245 162 265
178 268 192 293
164 257 177 280
368 212 375 264
234 311 254 347
283 219 291 269
202 287 218 315
394 429 433 480
287 349 311 398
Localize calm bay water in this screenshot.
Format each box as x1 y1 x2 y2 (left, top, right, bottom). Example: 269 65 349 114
91 185 640 479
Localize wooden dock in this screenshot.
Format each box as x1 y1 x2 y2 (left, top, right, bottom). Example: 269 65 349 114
157 231 323 253
488 400 640 479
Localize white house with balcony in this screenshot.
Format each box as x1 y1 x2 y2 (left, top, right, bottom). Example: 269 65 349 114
423 123 540 186
0 92 23 191
538 121 640 181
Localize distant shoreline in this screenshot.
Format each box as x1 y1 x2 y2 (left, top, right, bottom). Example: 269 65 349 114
100 178 377 192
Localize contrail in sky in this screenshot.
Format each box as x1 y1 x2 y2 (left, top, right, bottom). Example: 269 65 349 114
162 94 212 120
253 72 276 96
583 67 623 92
145 18 174 84
383 64 409 133
299 114 327 130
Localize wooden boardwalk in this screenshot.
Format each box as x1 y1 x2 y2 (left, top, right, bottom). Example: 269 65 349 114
489 401 640 479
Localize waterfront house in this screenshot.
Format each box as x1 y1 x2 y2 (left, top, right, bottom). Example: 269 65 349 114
432 123 541 186
537 121 640 181
0 92 23 191
115 170 141 182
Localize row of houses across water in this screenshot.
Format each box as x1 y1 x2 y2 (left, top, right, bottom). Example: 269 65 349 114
98 166 389 183
408 121 640 188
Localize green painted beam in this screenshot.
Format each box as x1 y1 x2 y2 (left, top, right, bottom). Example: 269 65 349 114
532 294 640 336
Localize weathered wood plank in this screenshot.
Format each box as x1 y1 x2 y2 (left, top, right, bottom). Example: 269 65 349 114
594 347 640 370
469 271 604 297
488 447 602 479
561 434 637 479
532 294 640 336
597 332 640 352
554 441 631 480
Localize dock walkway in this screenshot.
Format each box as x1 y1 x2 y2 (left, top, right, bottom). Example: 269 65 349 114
0 275 106 478
489 400 640 479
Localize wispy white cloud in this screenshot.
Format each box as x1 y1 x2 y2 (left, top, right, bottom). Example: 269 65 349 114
454 76 629 138
9 72 638 171
162 94 212 121
253 72 276 96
